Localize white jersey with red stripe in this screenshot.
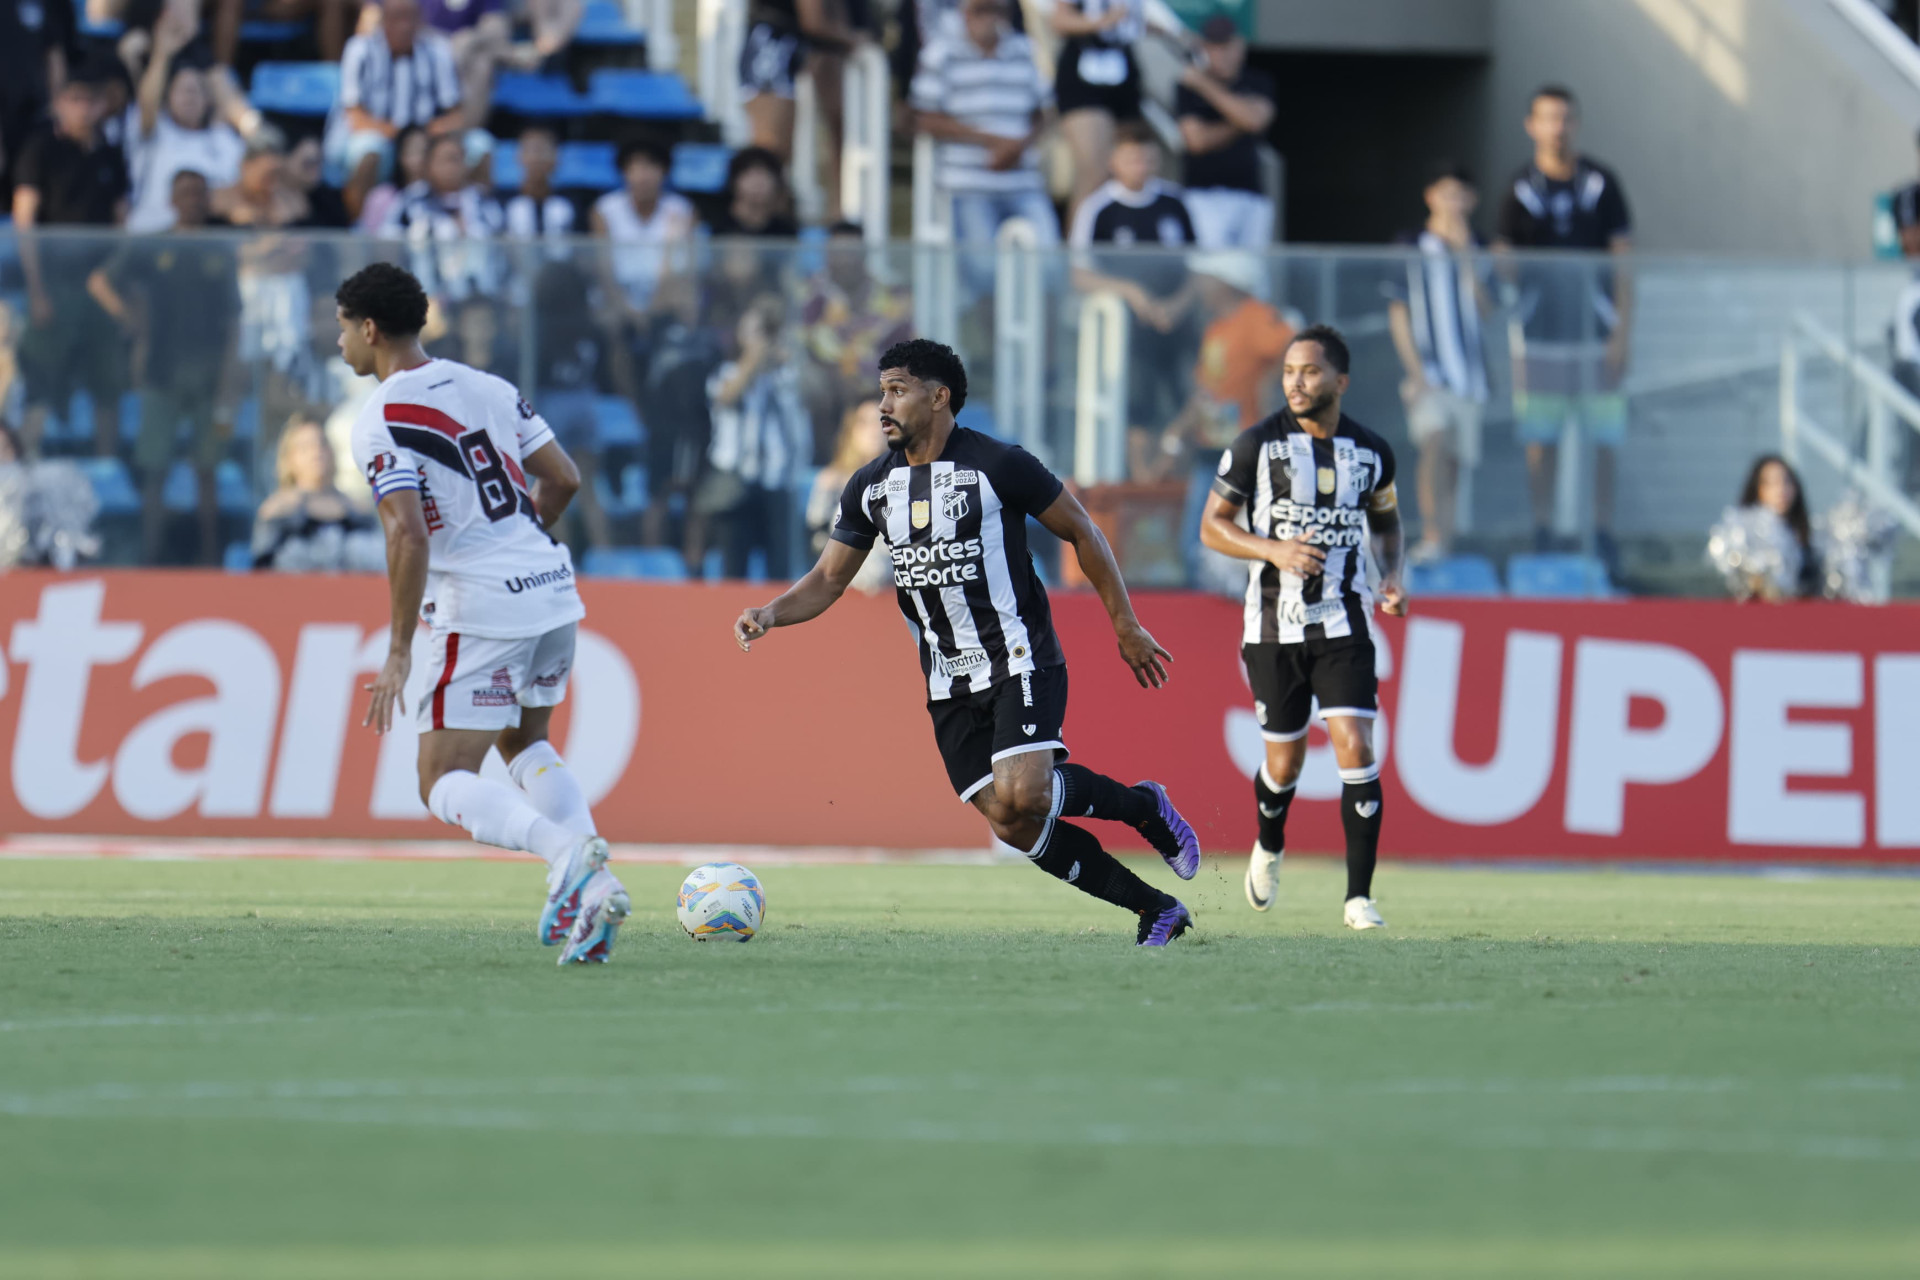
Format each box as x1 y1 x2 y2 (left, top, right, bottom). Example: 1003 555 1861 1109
350 358 585 639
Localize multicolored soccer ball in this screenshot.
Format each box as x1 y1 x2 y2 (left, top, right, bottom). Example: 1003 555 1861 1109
675 862 764 942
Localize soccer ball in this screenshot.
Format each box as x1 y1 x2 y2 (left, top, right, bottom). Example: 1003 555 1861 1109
676 862 764 942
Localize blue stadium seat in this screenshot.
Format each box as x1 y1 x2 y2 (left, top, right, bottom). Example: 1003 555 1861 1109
233 396 261 441
120 391 142 442
491 72 591 118
593 395 644 446
79 458 140 516
594 464 648 516
249 63 341 117
1408 554 1502 598
1506 553 1613 599
162 462 198 511
670 143 731 194
586 70 703 120
554 141 620 191
216 460 253 513
241 19 310 42
573 0 643 46
702 545 723 581
491 140 523 190
581 546 688 580
224 541 255 572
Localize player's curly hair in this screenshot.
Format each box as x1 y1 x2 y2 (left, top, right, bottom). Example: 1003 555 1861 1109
336 262 430 339
1289 323 1351 375
878 338 968 413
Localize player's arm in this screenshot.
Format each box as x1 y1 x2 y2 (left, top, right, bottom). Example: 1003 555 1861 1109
1034 489 1172 689
1367 484 1408 617
522 439 580 528
1199 491 1325 574
364 488 430 733
734 539 871 651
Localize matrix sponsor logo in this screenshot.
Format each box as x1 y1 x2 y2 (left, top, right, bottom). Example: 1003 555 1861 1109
891 538 984 588
936 649 990 679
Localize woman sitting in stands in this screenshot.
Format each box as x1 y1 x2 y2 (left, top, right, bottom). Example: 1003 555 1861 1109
1713 454 1819 601
250 415 382 571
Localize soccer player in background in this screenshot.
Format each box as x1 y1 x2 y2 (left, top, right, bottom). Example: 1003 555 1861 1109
1199 325 1407 930
338 263 628 965
733 339 1203 946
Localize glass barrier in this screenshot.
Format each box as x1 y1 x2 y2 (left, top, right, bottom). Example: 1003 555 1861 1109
0 227 1913 598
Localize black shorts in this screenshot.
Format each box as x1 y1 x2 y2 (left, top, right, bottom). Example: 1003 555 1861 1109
928 665 1070 801
740 23 805 100
1243 636 1378 742
1054 39 1141 119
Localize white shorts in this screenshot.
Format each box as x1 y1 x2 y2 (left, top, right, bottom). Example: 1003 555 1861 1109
1406 386 1484 465
420 624 576 732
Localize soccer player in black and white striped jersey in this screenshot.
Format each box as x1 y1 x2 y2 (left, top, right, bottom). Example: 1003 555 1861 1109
1200 325 1408 930
735 340 1203 946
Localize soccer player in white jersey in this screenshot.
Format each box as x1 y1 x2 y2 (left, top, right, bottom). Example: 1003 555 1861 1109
1200 325 1408 930
337 262 628 965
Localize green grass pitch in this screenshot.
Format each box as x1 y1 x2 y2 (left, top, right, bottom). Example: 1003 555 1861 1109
1 853 1917 1278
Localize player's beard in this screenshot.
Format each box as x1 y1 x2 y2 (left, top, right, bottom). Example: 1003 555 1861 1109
1291 390 1336 421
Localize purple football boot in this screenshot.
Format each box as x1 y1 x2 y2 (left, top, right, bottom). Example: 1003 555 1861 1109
1133 781 1201 880
1136 898 1194 947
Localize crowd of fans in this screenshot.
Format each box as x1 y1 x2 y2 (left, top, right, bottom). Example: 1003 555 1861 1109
0 0 1679 591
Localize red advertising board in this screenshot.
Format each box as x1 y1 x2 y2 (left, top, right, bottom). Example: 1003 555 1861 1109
1 572 1915 862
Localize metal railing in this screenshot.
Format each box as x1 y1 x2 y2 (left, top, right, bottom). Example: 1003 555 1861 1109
1781 310 1920 538
840 44 891 243
695 0 748 146
992 218 1046 459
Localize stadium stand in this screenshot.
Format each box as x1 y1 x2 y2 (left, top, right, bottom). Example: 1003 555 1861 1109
1408 556 1504 599
1505 554 1616 600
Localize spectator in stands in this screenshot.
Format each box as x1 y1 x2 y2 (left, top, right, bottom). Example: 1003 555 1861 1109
384 131 506 328
356 123 430 231
1070 121 1199 456
1495 84 1633 570
709 145 799 238
798 220 912 461
805 395 891 592
639 269 723 556
88 169 237 564
330 0 464 218
592 137 695 311
1152 252 1290 478
418 0 540 130
0 0 74 211
1727 454 1818 601
700 294 811 580
739 0 867 221
911 0 1058 296
13 70 129 458
250 413 383 570
1175 14 1274 250
1386 163 1492 565
1052 0 1188 220
502 125 576 238
284 135 351 227
893 0 1025 96
127 15 244 233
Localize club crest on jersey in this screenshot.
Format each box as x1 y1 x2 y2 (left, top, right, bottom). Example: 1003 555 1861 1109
911 499 931 530
941 490 969 521
1317 467 1336 495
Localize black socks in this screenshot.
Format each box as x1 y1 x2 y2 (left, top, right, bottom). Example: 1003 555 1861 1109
1340 764 1383 901
1054 764 1154 827
1254 766 1295 855
1029 819 1169 916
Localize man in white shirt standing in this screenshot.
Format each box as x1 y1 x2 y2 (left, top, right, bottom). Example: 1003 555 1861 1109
339 262 631 966
911 0 1057 296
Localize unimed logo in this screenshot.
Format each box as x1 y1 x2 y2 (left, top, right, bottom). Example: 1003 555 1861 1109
3 580 638 825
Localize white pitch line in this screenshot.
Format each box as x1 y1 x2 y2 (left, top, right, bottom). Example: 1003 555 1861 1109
0 835 1001 866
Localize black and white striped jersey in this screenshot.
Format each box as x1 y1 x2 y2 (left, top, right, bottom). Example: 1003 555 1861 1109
830 428 1067 700
1212 410 1398 645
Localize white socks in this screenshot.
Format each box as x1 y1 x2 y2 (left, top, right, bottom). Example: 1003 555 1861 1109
426 769 576 868
506 740 597 835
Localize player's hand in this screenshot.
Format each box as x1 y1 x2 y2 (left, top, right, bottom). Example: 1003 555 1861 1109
1115 619 1173 690
734 606 776 652
1378 580 1410 616
1265 538 1326 577
362 647 411 735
